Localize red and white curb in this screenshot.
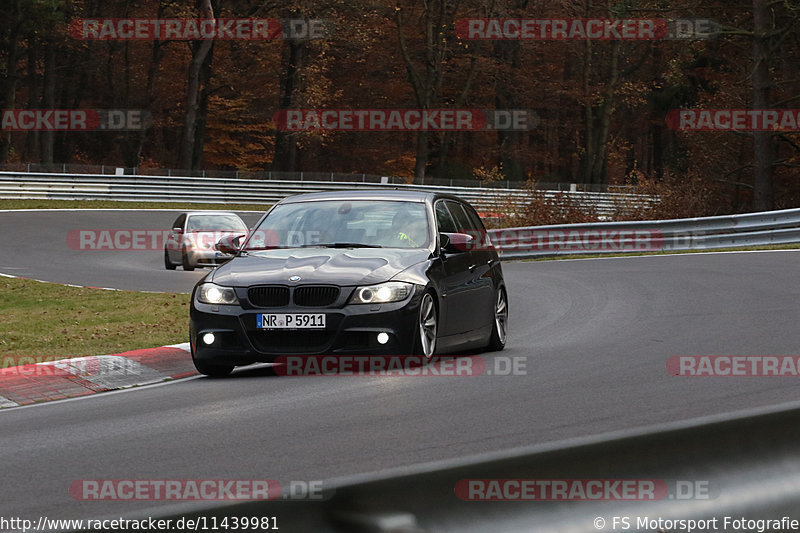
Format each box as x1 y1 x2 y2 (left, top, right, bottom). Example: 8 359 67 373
0 343 195 408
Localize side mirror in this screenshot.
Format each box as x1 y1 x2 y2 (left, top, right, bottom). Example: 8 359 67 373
439 232 473 254
215 234 245 254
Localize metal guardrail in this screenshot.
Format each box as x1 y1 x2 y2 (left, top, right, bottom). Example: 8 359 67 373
1 171 796 255
490 207 800 259
119 402 800 532
0 164 405 183
0 171 654 218
0 163 634 192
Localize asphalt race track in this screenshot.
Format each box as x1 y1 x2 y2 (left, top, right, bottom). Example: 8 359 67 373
2 209 800 521
0 209 265 292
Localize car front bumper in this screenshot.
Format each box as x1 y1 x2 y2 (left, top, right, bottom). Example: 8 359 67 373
187 248 235 266
190 285 424 366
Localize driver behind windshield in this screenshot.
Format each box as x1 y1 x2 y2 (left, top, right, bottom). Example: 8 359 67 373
390 211 428 247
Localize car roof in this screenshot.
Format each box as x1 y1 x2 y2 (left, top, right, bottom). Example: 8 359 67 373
276 189 467 205
183 211 243 216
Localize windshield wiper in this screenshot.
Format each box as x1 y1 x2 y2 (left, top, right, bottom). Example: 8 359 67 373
300 242 383 248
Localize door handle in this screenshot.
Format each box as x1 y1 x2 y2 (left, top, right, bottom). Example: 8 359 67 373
468 264 477 272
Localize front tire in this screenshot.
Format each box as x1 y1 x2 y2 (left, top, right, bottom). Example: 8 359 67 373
182 248 195 271
192 354 234 378
164 249 176 270
414 291 438 358
487 287 508 351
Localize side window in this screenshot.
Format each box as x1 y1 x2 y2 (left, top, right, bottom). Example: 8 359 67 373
445 201 476 233
435 201 457 233
172 214 186 230
462 203 487 232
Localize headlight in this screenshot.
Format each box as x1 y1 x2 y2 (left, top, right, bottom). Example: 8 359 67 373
196 283 239 305
349 282 413 304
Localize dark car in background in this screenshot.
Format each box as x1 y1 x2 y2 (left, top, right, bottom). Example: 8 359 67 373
189 190 508 377
164 211 248 271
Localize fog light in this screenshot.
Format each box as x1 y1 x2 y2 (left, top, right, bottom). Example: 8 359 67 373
377 332 389 345
202 333 216 345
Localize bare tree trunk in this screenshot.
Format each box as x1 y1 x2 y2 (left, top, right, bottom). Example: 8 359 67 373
396 1 451 183
0 0 22 162
752 0 774 211
493 40 524 183
413 132 428 182
580 0 624 187
193 44 214 170
557 56 576 181
650 45 665 180
489 0 528 183
435 56 476 180
178 0 215 171
40 41 56 165
272 38 306 172
122 1 171 168
22 46 39 162
590 40 620 185
581 38 593 185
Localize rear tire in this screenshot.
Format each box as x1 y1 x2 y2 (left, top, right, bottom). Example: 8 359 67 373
182 249 195 271
487 287 508 352
164 249 176 270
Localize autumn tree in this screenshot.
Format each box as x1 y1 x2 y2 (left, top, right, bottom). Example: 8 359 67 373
177 0 216 171
395 0 478 183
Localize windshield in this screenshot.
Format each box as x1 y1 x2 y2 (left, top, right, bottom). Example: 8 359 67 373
245 200 430 250
185 214 246 232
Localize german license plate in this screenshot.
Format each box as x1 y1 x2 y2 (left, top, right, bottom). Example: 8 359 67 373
257 313 326 329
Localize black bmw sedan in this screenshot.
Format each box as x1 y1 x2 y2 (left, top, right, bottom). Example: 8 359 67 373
189 190 508 377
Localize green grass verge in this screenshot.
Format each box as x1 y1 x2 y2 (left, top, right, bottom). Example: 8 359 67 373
0 199 270 211
522 243 800 262
0 276 188 365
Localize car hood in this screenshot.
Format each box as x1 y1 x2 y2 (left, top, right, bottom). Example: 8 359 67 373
209 247 431 287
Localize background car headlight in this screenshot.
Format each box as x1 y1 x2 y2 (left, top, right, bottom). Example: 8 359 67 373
196 283 239 305
350 282 413 304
